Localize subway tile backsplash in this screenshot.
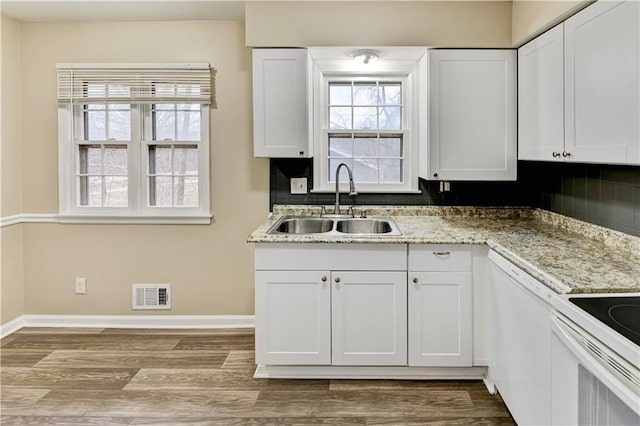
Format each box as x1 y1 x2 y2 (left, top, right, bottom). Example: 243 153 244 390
270 159 640 237
533 161 640 237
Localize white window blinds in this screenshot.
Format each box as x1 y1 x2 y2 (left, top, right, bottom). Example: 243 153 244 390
56 63 215 105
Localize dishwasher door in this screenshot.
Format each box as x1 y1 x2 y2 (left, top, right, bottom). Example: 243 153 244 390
489 250 553 426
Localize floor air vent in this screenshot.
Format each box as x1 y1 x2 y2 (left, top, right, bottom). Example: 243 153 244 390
132 284 171 310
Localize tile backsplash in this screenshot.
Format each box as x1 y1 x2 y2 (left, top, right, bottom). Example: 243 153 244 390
270 159 640 237
531 161 640 237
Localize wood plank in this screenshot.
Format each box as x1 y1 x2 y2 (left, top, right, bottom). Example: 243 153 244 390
2 335 180 350
1 349 52 367
366 417 516 425
251 389 481 418
222 350 255 370
173 335 254 351
40 390 260 417
124 368 329 391
0 416 130 425
36 350 228 369
0 388 50 412
129 417 366 425
1 367 139 390
101 328 254 336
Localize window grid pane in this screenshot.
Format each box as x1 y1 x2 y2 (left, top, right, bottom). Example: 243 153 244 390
77 144 128 207
327 81 404 184
148 144 199 207
152 103 202 142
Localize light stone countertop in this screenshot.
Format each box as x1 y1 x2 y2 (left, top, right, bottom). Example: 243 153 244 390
248 205 640 295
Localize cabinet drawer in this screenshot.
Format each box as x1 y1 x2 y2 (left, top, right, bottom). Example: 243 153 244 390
408 245 471 272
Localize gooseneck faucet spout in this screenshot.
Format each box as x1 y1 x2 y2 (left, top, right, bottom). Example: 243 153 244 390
334 162 357 215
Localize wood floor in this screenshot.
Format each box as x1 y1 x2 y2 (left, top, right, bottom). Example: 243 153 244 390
1 328 515 425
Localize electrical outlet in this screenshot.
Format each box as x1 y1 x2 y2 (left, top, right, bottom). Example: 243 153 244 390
290 178 308 194
75 277 86 294
439 181 451 192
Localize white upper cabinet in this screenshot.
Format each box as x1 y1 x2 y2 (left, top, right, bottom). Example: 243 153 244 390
564 0 639 164
518 24 565 161
425 50 517 181
252 49 312 158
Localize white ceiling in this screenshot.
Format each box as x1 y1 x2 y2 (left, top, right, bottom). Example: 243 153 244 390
0 0 246 22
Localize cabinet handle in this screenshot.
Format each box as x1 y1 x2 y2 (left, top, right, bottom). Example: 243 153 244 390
433 251 451 257
562 151 571 158
552 152 561 158
334 277 340 283
321 276 327 282
412 277 419 284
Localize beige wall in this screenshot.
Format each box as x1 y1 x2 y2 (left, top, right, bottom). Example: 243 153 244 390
1 225 24 324
512 0 593 46
1 15 22 217
18 20 269 316
246 1 512 47
1 15 25 325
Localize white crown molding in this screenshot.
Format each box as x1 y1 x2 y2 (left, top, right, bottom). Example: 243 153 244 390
0 315 255 339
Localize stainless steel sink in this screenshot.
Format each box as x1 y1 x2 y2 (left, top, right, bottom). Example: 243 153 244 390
270 217 334 234
267 216 401 236
336 218 394 234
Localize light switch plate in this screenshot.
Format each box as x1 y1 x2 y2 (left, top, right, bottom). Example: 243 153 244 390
291 178 308 194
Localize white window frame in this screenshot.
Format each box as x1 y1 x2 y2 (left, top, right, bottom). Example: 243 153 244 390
312 59 421 193
58 96 211 225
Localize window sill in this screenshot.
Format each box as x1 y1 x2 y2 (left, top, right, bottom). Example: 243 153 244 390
58 214 212 225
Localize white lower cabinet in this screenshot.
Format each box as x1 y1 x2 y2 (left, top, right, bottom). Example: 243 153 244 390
408 245 473 367
254 270 331 365
331 271 407 366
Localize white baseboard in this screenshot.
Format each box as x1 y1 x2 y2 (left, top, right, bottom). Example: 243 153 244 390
254 365 488 380
0 316 27 339
0 314 254 338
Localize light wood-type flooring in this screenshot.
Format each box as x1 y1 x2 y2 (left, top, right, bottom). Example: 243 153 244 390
1 328 516 425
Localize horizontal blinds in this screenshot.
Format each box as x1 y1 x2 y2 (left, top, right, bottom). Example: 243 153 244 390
57 64 215 104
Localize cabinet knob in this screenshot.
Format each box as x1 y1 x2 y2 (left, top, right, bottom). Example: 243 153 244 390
299 151 304 155
562 151 571 158
552 152 561 158
321 276 327 282
412 277 419 284
334 277 341 283
433 173 438 178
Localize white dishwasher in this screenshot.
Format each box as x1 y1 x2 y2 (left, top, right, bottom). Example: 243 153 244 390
488 249 555 426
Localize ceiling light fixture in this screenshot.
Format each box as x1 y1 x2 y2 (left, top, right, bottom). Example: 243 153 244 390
351 49 381 65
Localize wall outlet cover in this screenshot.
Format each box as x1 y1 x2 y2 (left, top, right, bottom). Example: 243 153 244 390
291 177 308 194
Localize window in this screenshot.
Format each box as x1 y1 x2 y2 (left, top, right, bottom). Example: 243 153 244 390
57 64 213 223
313 63 419 193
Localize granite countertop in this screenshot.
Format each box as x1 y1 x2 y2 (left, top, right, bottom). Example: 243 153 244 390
248 205 640 295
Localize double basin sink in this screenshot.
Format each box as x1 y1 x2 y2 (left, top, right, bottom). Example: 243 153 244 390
268 216 402 236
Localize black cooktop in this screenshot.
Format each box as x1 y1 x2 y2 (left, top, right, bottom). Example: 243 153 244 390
569 297 640 346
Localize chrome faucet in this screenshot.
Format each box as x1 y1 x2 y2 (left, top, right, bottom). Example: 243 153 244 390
333 162 357 216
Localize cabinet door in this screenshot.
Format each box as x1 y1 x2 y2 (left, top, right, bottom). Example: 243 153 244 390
518 24 565 161
427 50 517 181
564 0 639 164
252 49 311 158
255 270 330 365
408 272 472 366
331 271 407 366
